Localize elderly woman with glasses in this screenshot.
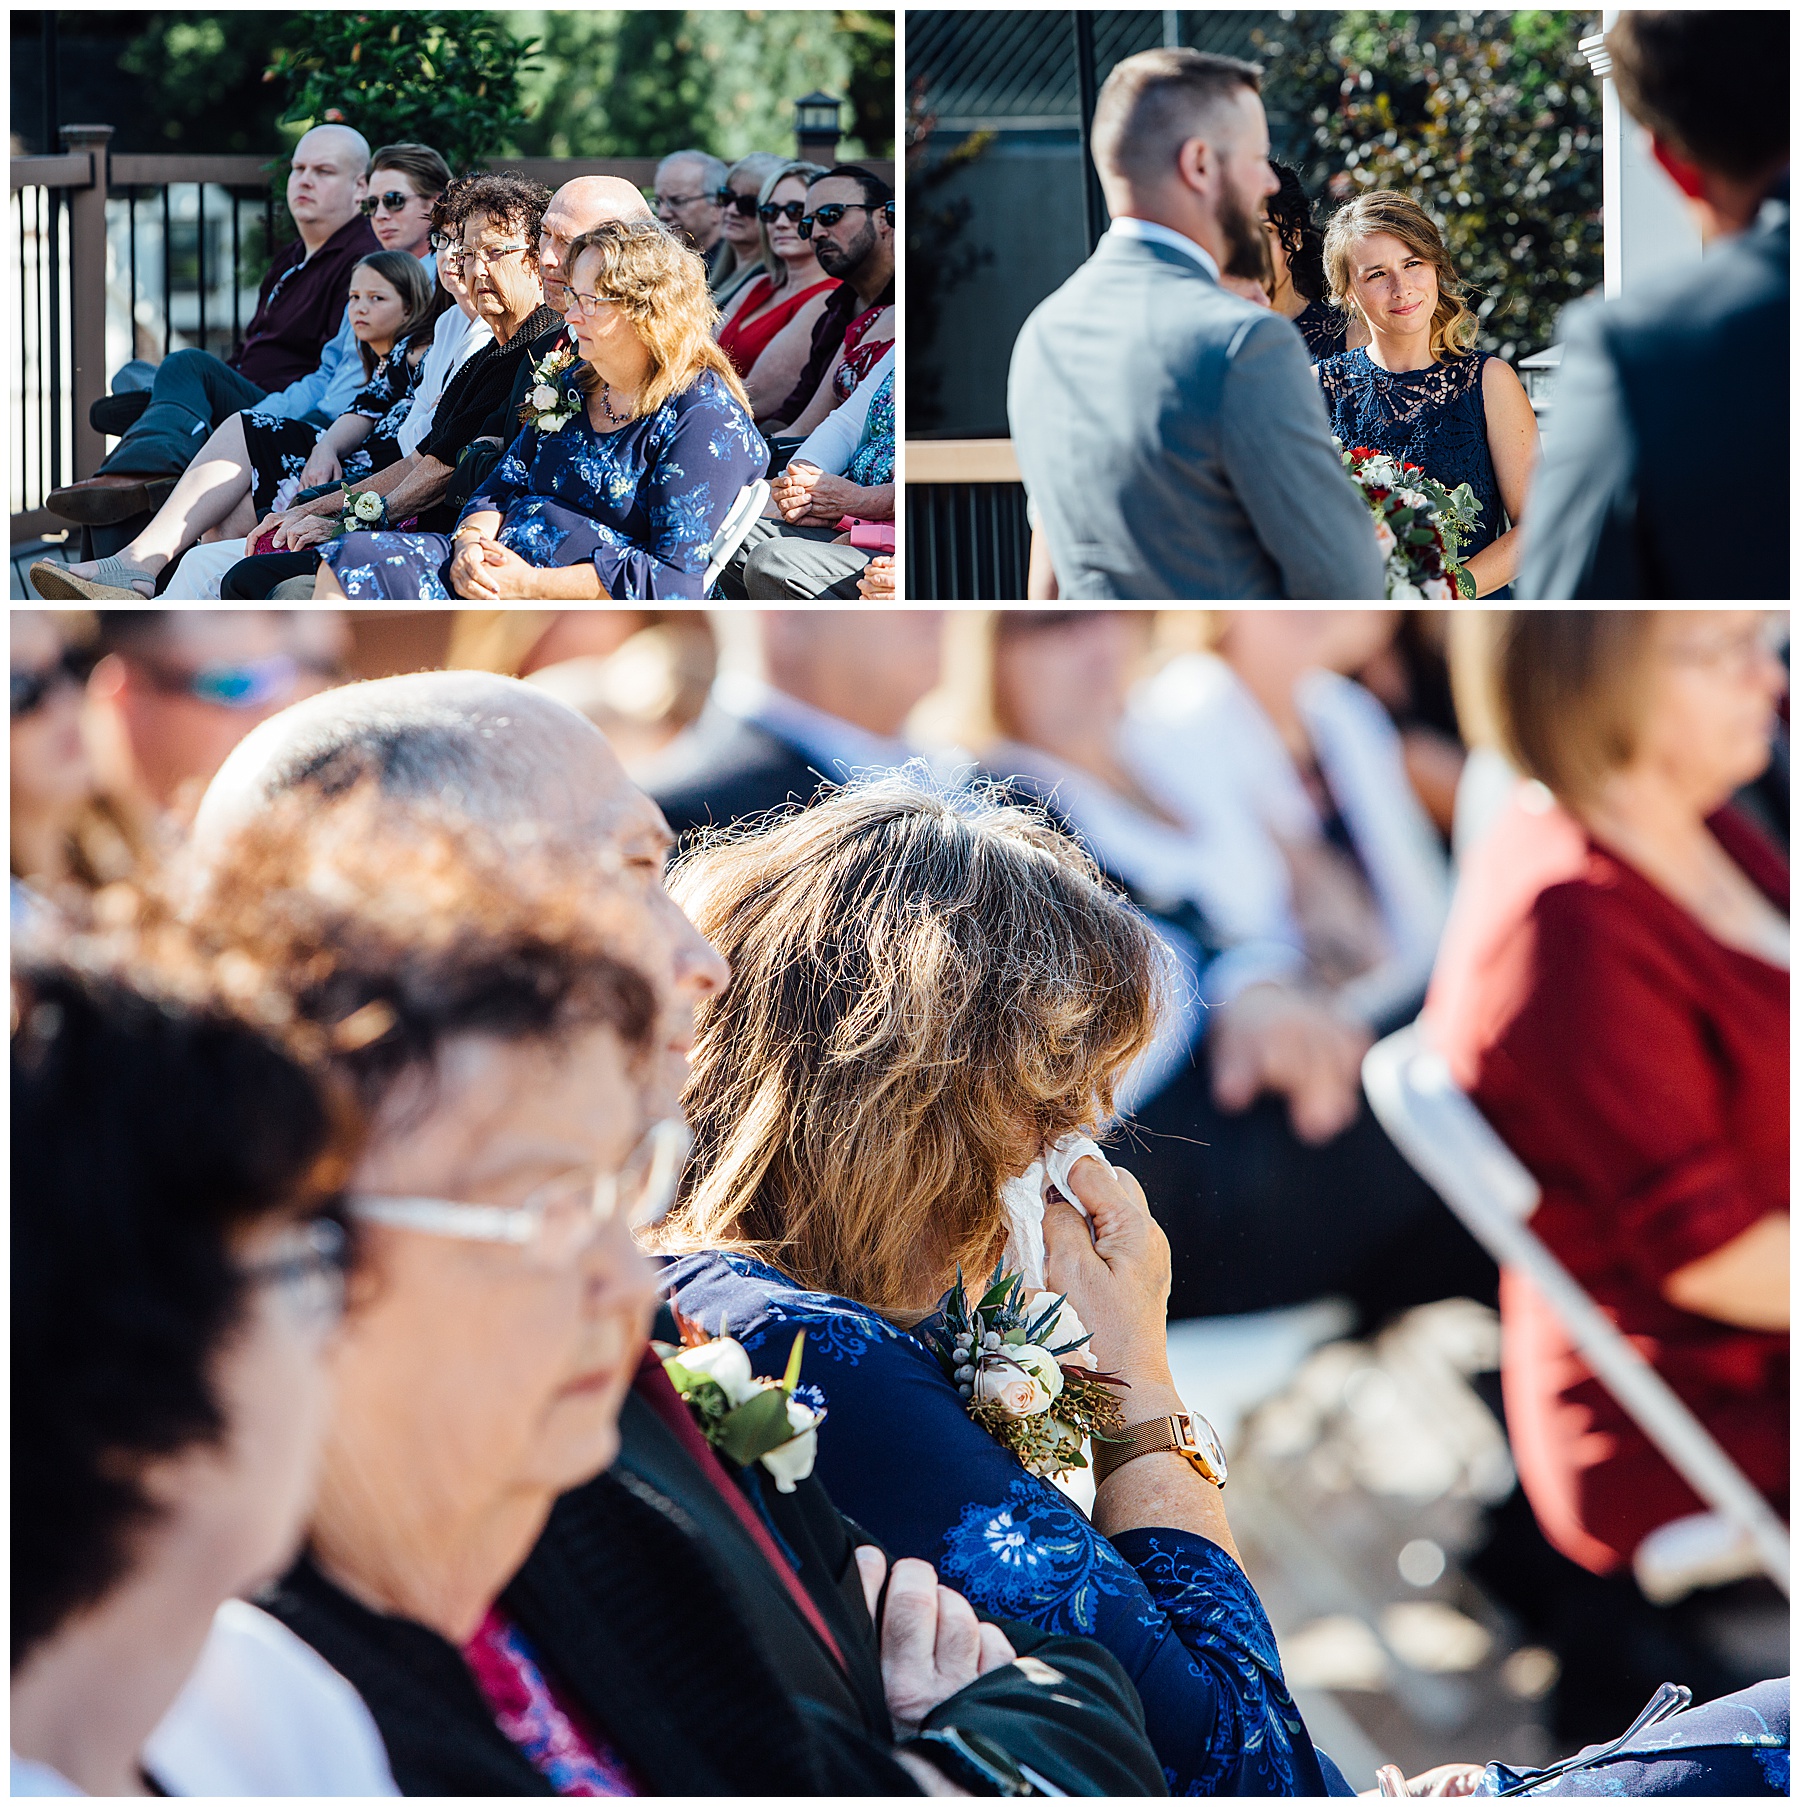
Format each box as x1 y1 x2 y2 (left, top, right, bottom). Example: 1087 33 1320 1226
715 160 836 420
11 928 395 1795
316 220 766 601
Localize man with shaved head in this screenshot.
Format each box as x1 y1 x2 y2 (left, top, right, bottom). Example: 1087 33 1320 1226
1007 49 1381 599
188 669 1164 1796
51 124 379 533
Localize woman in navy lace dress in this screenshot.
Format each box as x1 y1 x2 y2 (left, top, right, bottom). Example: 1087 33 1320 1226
1315 193 1539 598
317 221 766 600
655 776 1348 1797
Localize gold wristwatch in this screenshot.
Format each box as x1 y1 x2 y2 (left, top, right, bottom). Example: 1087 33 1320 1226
1092 1411 1228 1488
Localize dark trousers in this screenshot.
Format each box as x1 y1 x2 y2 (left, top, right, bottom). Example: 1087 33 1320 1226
1125 1035 1496 1327
99 349 266 477
220 550 318 598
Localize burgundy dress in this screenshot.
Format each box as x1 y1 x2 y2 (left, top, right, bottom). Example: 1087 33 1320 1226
1424 792 1788 1574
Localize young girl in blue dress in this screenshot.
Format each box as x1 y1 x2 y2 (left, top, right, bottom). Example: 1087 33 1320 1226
1314 192 1540 599
317 220 766 601
654 774 1348 1796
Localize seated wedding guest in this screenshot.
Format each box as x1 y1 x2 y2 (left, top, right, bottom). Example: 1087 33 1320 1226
1425 611 1788 1584
711 151 789 305
1010 51 1381 600
1318 192 1539 599
1263 161 1359 360
83 610 349 833
47 126 378 530
222 175 644 600
763 167 895 435
935 610 1490 1325
654 148 730 280
644 608 943 836
657 774 1345 1795
716 160 836 416
735 346 894 599
11 936 395 1796
11 613 96 913
1522 12 1788 599
37 253 441 603
316 221 765 600
188 683 1167 1798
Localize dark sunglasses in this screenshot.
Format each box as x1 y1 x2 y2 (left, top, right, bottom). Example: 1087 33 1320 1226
130 652 342 710
359 190 418 216
715 188 761 217
759 200 807 225
797 201 880 239
10 646 87 720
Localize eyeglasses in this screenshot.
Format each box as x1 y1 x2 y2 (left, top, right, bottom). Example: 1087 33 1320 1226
242 1217 350 1330
130 652 341 710
716 188 761 217
11 646 86 719
350 1118 692 1265
1663 616 1788 676
797 202 880 240
359 190 419 216
448 241 531 274
564 288 617 318
654 191 711 211
759 200 807 225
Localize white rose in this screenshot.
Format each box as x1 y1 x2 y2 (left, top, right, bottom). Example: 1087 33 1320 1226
1023 1293 1098 1370
538 411 570 434
677 1336 758 1406
530 383 560 412
1010 1342 1067 1401
759 1398 821 1492
1390 579 1425 600
1399 488 1428 511
1423 576 1452 601
1373 518 1397 558
351 491 383 522
974 1353 1054 1417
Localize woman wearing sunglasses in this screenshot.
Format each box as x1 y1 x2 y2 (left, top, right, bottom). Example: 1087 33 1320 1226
710 152 789 307
715 160 838 422
11 929 393 1795
317 220 766 601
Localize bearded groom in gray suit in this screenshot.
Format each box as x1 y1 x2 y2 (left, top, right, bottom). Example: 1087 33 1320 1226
1009 49 1383 600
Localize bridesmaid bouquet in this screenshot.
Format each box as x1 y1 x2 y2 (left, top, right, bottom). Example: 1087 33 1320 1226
657 1311 826 1492
1340 444 1480 601
927 1264 1126 1479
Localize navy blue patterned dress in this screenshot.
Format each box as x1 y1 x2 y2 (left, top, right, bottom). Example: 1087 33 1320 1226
242 336 424 514
323 367 767 601
666 1249 1346 1797
1316 348 1509 592
1293 301 1347 363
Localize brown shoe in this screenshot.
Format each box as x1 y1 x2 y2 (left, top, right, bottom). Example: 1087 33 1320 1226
45 473 178 525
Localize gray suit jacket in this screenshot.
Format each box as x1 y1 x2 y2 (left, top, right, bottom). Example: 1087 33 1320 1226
1007 232 1384 599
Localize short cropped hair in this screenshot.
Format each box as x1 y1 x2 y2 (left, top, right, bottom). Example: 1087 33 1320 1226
371 141 453 199
13 945 348 1668
448 171 553 264
1491 612 1662 805
815 163 893 209
1607 12 1789 183
656 772 1162 1322
1090 48 1263 189
658 148 729 192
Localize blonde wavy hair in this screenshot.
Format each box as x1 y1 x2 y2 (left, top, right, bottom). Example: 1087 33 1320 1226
1323 191 1479 361
653 772 1164 1323
566 220 751 419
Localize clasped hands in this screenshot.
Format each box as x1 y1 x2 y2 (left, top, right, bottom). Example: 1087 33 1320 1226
769 459 865 528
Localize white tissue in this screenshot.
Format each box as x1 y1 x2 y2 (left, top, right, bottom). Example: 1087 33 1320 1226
999 1134 1110 1290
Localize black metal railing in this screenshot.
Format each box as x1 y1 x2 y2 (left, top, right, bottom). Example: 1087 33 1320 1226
905 480 1031 599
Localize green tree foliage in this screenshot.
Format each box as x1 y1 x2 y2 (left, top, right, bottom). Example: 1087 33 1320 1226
116 14 291 150
1253 10 1603 359
266 11 537 174
505 10 893 161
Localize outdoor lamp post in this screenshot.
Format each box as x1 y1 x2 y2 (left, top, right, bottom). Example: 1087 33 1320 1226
795 92 842 163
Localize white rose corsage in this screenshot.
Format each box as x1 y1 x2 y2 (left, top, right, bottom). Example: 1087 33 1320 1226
333 485 387 536
657 1312 825 1493
928 1265 1125 1479
520 344 580 434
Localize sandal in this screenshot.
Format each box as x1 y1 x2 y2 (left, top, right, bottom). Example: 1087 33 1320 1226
28 556 156 601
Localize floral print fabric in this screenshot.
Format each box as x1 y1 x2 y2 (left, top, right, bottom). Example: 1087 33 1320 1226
321 367 766 600
665 1249 1331 1796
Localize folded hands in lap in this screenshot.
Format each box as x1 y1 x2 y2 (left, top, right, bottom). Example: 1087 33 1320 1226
771 460 866 527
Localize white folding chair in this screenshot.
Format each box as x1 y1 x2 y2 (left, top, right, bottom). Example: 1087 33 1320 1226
1362 1021 1790 1598
701 478 770 595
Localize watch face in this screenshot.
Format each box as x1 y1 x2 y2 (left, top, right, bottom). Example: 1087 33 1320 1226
1178 1412 1228 1486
